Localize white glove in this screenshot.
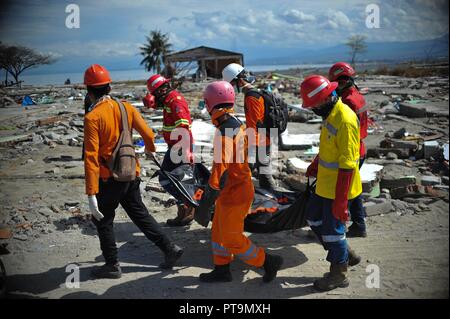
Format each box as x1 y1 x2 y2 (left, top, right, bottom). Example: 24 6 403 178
88 195 104 221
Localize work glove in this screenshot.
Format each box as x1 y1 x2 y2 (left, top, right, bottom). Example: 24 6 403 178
88 195 104 221
305 156 319 178
194 185 220 228
332 169 353 223
143 93 156 109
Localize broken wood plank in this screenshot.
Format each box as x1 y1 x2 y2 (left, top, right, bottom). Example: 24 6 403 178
0 134 32 146
386 114 448 135
35 116 66 126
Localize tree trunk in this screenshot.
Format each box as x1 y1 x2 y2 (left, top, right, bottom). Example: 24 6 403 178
351 51 357 67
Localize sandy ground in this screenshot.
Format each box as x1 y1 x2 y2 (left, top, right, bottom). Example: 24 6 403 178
1 75 449 299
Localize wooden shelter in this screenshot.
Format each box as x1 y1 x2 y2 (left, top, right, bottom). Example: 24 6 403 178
164 46 244 79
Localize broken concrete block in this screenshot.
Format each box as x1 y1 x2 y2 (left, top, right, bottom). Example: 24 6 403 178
398 102 427 118
286 158 310 174
390 184 445 199
280 131 320 150
364 201 393 217
420 175 442 186
386 152 399 160
380 139 418 150
442 176 449 186
424 141 440 159
380 176 417 190
367 148 410 159
43 132 62 141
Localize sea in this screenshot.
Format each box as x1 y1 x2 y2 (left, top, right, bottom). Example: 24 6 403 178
16 63 334 86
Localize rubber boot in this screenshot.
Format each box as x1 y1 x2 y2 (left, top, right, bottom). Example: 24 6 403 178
346 223 367 238
199 264 232 283
159 244 184 269
347 246 361 267
313 263 349 291
166 205 194 227
91 262 122 279
259 174 277 191
262 253 283 283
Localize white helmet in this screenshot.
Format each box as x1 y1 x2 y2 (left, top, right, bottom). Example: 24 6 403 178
222 63 245 83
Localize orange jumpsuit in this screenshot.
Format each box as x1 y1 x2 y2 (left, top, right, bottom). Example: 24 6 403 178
84 96 156 195
209 108 265 267
244 91 271 148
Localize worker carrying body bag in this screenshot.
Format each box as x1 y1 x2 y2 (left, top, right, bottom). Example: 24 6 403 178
106 98 137 182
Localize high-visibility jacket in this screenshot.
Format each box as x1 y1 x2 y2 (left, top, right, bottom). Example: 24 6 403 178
84 96 156 195
244 90 271 147
209 108 265 267
316 98 362 200
341 86 368 158
161 90 193 147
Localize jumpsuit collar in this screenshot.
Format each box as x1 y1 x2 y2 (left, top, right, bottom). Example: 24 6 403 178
211 108 235 127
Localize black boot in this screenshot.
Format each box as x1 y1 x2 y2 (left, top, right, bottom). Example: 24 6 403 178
262 253 283 283
199 264 232 282
347 246 361 267
159 244 184 269
346 223 367 238
91 262 122 279
314 263 349 291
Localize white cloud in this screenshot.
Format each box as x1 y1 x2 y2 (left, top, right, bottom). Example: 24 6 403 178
281 9 316 24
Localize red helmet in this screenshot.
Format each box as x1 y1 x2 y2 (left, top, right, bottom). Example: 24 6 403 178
147 74 169 94
142 93 156 109
300 75 338 109
328 62 356 82
84 64 112 87
203 81 235 113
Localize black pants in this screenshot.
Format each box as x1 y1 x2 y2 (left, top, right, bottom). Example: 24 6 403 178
93 177 172 264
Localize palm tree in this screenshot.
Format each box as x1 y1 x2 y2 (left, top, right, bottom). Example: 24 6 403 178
140 31 172 74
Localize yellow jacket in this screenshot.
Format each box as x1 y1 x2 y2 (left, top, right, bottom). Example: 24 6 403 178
316 98 362 200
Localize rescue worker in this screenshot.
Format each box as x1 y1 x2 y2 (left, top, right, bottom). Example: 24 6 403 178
222 63 276 190
143 74 195 227
83 64 183 279
328 62 368 238
195 81 283 283
301 75 361 291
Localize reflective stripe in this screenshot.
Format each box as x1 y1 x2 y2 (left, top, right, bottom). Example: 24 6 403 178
212 242 231 256
324 121 338 136
322 234 346 242
163 105 172 113
307 81 329 98
334 68 344 76
237 244 257 261
307 219 323 227
150 76 165 88
175 119 190 127
319 159 339 169
162 125 175 132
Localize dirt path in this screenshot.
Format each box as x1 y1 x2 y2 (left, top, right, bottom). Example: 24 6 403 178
2 176 448 299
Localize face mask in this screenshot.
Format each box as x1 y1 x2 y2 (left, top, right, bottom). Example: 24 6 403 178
312 94 337 119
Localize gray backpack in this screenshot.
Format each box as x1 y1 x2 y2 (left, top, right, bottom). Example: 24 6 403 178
106 98 136 182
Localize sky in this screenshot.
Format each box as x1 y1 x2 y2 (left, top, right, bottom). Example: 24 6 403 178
0 0 448 73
